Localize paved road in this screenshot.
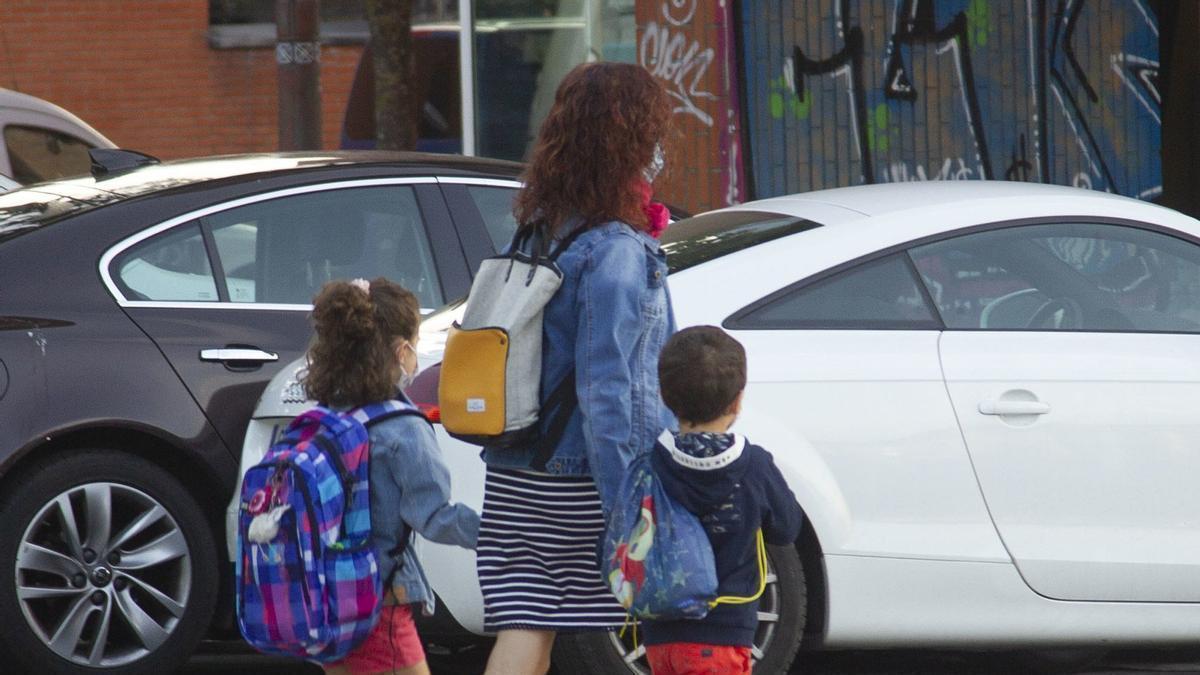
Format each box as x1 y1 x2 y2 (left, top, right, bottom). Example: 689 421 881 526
181 643 1200 674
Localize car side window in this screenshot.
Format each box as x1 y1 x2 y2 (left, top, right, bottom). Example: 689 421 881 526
204 186 444 309
909 233 1044 330
733 254 940 329
464 185 519 251
3 125 94 184
113 222 218 302
909 223 1200 333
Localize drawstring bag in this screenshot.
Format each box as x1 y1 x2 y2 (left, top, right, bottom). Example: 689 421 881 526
601 451 766 621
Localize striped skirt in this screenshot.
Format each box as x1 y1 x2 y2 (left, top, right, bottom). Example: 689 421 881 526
476 467 627 632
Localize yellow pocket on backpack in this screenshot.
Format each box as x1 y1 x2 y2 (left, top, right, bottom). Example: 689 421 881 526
439 324 508 437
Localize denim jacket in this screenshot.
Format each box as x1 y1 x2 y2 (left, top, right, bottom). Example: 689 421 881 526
483 220 677 513
367 395 480 615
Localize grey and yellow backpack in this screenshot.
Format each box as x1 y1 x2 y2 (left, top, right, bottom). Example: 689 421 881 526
438 223 586 461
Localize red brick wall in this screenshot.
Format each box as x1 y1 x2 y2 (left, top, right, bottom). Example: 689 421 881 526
637 0 745 214
0 0 363 159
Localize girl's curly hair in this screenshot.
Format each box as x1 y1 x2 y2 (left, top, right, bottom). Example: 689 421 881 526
514 62 671 236
301 277 420 408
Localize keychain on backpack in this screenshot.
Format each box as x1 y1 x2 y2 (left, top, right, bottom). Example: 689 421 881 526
247 504 291 543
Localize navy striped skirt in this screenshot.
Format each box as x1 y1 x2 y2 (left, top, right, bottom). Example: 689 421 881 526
476 467 627 631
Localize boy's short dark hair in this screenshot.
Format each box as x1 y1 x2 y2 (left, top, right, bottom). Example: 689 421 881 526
658 326 747 425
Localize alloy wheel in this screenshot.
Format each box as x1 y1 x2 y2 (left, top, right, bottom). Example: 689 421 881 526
15 482 191 668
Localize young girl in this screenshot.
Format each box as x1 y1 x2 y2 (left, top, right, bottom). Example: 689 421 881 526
477 62 676 674
304 277 480 675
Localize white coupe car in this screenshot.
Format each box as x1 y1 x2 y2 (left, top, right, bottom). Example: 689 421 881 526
231 181 1200 673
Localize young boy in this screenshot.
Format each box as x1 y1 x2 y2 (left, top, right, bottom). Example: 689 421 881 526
643 325 804 675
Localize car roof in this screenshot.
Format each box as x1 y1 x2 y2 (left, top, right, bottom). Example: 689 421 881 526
0 151 524 240
721 180 1140 223
0 88 115 148
45 150 523 197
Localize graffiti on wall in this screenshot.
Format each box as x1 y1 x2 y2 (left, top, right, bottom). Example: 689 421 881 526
640 1 718 126
740 0 1161 200
638 0 746 212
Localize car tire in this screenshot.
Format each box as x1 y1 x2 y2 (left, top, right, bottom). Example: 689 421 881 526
0 449 218 675
552 544 807 675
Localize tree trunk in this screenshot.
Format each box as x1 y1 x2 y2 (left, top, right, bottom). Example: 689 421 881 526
366 0 416 151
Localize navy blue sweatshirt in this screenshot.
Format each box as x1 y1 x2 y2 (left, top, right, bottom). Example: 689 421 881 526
642 431 804 648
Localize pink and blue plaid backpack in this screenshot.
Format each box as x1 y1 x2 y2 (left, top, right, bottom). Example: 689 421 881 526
235 400 421 662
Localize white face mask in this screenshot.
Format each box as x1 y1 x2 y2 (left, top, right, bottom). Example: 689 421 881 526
643 142 665 183
397 342 417 391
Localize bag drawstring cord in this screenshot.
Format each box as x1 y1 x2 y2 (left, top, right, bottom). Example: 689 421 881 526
618 612 639 655
710 529 768 608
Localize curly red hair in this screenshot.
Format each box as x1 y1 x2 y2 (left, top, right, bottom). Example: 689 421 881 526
514 62 671 235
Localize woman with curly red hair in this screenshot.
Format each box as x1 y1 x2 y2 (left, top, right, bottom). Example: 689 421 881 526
477 62 676 674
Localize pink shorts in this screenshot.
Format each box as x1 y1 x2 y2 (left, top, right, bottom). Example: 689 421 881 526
335 604 426 674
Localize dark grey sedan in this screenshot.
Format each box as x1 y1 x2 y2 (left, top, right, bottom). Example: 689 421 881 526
0 150 523 674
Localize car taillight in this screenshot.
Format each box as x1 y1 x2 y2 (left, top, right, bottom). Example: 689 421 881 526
417 403 441 424
407 363 442 424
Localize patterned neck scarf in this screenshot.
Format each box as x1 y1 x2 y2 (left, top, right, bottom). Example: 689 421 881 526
636 179 670 239
672 431 737 459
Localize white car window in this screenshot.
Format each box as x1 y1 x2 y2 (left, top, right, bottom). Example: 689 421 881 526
733 254 939 329
204 186 443 308
910 223 1200 333
113 222 219 301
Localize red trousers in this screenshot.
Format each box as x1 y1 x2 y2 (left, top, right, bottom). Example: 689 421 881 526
646 642 752 675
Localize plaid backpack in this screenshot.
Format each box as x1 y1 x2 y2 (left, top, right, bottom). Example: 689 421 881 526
235 400 422 662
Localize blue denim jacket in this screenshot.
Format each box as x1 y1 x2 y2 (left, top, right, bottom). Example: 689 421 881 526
367 396 480 615
483 220 677 512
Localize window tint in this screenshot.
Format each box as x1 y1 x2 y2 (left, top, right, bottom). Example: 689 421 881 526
734 254 939 329
204 186 443 308
4 125 94 184
910 234 1044 330
662 211 822 273
113 223 218 301
910 223 1200 333
464 185 519 251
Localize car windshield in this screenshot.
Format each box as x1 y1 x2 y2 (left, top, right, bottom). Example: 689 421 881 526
662 210 822 273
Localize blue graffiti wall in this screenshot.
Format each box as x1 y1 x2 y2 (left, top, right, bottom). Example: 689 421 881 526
740 0 1161 200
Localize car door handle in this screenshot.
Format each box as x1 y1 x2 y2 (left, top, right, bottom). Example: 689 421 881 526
200 348 278 363
978 400 1051 416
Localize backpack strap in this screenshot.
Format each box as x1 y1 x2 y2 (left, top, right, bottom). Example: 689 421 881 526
347 399 427 577
510 219 589 261
530 371 577 471
303 405 360 485
547 222 589 261
350 399 430 429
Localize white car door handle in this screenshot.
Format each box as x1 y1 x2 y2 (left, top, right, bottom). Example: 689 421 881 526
200 348 278 363
978 400 1050 416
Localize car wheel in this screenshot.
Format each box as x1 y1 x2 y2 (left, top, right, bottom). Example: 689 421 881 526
0 449 218 674
553 544 806 674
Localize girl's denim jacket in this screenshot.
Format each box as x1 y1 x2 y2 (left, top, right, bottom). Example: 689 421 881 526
483 220 677 513
367 395 480 615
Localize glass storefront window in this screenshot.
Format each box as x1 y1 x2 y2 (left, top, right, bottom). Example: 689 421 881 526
467 0 637 161
338 0 640 161
597 0 636 63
